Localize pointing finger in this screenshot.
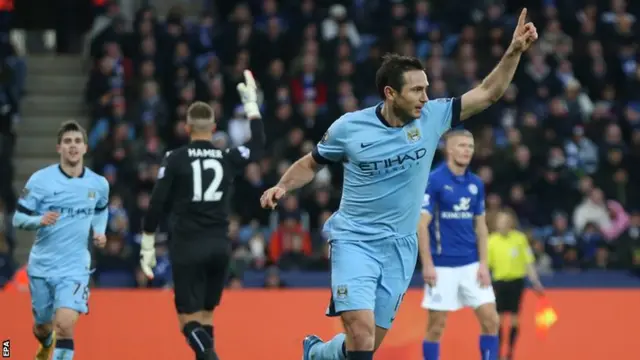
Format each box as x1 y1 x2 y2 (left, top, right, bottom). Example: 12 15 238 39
243 70 256 89
518 8 527 27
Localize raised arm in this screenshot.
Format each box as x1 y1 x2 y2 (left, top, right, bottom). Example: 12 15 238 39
228 70 266 166
460 8 538 121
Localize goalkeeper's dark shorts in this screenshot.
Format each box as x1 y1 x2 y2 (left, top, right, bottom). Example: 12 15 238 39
171 248 231 314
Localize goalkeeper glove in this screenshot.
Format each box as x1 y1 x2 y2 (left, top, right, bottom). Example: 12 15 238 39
139 233 157 279
236 70 261 119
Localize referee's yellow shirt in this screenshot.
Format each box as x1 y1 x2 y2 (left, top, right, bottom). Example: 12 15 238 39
487 230 534 281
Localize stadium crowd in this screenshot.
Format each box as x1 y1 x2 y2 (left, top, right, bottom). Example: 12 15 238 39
0 35 25 287
0 0 630 289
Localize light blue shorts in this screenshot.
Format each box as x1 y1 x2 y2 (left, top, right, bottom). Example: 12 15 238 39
29 275 90 324
326 234 418 329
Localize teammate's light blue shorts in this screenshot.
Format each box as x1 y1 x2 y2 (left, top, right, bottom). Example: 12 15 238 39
29 275 91 324
326 234 418 329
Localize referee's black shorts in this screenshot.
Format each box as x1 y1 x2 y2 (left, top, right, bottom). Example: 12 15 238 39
171 246 231 315
492 278 525 314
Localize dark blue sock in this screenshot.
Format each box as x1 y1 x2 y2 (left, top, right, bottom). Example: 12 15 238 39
202 325 214 339
347 350 373 360
52 338 74 360
423 340 439 360
479 334 499 360
183 321 213 357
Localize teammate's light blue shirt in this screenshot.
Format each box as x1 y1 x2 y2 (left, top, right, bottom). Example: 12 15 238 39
422 163 485 267
13 165 110 277
312 98 461 241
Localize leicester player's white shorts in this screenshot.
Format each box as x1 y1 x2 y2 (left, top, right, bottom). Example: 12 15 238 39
421 262 495 311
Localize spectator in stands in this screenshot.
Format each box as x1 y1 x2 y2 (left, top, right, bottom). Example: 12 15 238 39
269 196 312 270
234 163 270 225
149 242 172 288
574 188 611 234
600 200 630 241
531 235 553 276
616 211 640 275
545 212 579 270
0 41 22 215
0 133 14 212
93 230 141 288
565 125 599 176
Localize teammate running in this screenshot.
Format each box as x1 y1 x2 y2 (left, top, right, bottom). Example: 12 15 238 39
13 120 110 360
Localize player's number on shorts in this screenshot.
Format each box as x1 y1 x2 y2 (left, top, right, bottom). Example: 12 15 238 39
191 159 224 202
73 283 89 301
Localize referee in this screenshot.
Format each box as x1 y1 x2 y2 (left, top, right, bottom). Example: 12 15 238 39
140 71 264 360
487 208 544 360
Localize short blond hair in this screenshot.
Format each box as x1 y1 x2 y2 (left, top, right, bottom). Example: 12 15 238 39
187 101 214 122
444 129 473 143
187 101 215 132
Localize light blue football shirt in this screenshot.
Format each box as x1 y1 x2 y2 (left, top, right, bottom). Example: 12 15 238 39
312 98 461 241
14 165 110 277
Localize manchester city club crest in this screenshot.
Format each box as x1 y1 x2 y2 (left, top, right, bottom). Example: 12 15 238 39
336 285 348 300
321 130 329 144
88 191 96 200
405 127 421 143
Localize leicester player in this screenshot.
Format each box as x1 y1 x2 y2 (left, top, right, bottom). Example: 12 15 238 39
13 120 109 360
140 71 264 360
261 9 538 360
419 130 498 360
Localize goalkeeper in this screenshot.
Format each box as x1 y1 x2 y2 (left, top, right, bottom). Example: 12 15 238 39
140 70 264 360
